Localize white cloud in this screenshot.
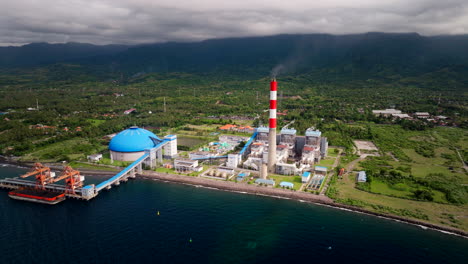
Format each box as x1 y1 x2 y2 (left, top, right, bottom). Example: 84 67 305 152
0 0 467 45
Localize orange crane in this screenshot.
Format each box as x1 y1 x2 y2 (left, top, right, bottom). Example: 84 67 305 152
20 163 52 189
50 166 83 194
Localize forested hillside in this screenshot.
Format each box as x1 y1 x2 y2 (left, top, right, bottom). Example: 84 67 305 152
1 33 468 85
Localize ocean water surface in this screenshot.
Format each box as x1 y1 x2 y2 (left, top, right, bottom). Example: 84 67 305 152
0 165 466 263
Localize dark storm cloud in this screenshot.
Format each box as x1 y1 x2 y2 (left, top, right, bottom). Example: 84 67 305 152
0 0 467 46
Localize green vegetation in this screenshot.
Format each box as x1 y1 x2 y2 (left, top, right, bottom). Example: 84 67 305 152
336 198 430 220
87 119 106 127
316 158 334 168
327 147 339 157
155 167 175 174
328 125 468 230
176 135 212 150
355 125 468 206
0 45 466 231
68 162 119 172
328 169 467 229
268 174 302 190
19 138 106 162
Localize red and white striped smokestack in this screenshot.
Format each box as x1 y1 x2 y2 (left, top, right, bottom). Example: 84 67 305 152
269 79 277 129
267 79 277 173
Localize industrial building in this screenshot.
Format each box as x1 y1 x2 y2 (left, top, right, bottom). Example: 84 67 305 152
232 126 328 175
109 126 177 162
357 171 367 182
255 179 275 186
372 109 402 117
174 159 202 172
414 112 430 119
279 181 294 189
302 171 311 183
225 79 329 176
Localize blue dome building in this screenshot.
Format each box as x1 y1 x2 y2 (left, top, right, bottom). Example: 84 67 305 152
109 126 161 162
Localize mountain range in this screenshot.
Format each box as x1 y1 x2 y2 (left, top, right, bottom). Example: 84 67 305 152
1 33 467 80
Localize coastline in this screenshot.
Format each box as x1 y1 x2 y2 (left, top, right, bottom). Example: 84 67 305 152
1 157 467 238
139 171 468 238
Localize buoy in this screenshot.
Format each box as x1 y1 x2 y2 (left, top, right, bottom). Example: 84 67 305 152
189 238 192 243
157 211 160 216
328 246 332 250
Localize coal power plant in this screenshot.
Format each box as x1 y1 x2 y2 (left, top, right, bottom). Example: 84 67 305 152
227 79 328 178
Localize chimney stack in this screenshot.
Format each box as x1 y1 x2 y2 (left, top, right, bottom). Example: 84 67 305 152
267 79 277 173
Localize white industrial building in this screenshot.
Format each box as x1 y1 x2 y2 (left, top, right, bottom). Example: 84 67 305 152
174 159 203 172
372 109 402 117
235 126 328 175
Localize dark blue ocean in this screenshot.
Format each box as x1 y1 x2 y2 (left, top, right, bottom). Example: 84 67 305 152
0 165 466 264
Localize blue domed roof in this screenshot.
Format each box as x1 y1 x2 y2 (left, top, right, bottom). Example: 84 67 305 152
109 126 161 152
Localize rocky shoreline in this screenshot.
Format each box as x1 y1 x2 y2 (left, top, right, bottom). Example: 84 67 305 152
139 171 468 238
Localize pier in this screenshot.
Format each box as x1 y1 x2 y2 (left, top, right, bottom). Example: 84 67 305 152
0 139 172 202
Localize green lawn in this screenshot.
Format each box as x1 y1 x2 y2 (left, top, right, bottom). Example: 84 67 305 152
328 148 339 157
155 167 176 174
68 162 119 172
268 174 303 190
316 158 334 168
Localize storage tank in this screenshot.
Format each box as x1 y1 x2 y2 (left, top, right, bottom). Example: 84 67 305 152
109 126 162 162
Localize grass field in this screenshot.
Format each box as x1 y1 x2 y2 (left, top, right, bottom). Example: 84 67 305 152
155 167 176 174
400 148 466 179
20 138 107 162
329 124 468 231
369 179 448 203
316 158 334 168
68 162 119 172
177 135 211 148
268 174 303 190
327 147 339 157
330 172 468 231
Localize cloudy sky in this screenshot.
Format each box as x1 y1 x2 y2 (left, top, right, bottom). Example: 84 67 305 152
0 0 467 46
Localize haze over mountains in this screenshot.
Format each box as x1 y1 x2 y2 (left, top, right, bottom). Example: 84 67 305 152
1 33 467 81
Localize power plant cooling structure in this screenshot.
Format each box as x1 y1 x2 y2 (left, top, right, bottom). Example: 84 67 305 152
267 79 277 173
